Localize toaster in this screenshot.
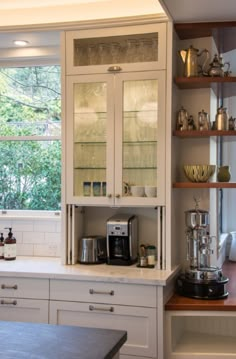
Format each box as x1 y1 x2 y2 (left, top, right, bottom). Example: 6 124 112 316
78 236 107 264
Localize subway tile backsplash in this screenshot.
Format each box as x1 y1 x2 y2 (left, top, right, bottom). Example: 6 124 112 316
0 214 61 258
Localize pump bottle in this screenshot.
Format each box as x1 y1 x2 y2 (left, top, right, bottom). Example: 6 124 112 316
0 233 4 259
4 228 16 260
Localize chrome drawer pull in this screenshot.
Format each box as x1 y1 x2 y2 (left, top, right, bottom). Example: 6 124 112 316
89 305 114 312
1 299 17 305
1 284 18 290
107 65 122 72
89 289 114 296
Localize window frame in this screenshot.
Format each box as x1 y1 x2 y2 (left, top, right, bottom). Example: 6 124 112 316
0 60 62 215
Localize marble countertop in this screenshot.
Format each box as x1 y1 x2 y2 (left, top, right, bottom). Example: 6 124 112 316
0 256 179 285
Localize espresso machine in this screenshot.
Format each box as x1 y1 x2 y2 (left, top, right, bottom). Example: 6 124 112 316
177 199 229 299
106 214 138 265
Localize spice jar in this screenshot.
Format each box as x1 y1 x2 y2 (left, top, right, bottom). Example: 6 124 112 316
146 245 156 266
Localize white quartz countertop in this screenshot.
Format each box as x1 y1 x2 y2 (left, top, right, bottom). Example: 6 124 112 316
0 257 179 285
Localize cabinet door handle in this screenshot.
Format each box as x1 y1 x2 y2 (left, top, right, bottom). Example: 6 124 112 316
107 194 112 198
89 304 114 312
107 65 122 72
115 194 120 198
0 299 17 305
1 284 18 290
89 289 114 296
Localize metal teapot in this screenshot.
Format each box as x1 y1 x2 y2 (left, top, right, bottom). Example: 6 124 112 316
198 109 210 130
179 45 209 77
208 54 230 77
176 106 188 130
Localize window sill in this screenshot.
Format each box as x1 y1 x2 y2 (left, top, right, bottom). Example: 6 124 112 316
0 210 61 221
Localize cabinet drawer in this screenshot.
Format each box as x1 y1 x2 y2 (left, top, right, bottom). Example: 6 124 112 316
50 300 157 358
50 280 156 307
0 298 48 323
0 277 49 299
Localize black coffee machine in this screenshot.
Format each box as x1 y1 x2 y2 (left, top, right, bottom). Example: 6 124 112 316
106 214 138 265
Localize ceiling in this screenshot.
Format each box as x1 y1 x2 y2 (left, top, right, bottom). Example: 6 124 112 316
160 0 236 23
1 0 236 61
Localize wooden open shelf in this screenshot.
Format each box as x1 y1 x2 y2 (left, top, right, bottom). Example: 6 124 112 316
174 76 236 89
173 130 236 137
173 182 236 189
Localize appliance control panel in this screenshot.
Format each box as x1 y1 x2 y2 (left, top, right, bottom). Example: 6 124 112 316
107 223 128 236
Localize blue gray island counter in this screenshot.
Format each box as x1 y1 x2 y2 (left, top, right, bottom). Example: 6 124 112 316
0 321 127 359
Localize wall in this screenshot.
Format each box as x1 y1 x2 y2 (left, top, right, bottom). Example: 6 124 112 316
0 212 61 257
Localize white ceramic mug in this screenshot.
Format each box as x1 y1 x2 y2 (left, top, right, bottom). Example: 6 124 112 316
144 186 157 197
131 186 145 197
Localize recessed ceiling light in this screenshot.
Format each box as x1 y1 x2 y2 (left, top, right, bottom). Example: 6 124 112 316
13 40 29 47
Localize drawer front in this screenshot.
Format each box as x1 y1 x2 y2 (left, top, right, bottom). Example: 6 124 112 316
50 300 157 358
50 279 156 307
0 277 49 299
0 298 48 323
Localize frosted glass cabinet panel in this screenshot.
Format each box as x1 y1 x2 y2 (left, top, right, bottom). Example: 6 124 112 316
73 82 107 197
65 23 166 75
66 71 165 206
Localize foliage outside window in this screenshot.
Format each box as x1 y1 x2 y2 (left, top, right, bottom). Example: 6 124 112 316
0 66 61 211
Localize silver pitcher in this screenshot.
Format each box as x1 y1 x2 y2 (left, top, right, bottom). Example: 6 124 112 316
176 106 188 130
215 106 229 130
198 109 210 130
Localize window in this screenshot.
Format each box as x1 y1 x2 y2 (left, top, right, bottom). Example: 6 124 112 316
0 65 61 211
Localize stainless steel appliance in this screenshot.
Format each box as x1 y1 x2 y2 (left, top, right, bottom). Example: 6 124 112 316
78 236 107 264
106 214 138 266
176 199 229 299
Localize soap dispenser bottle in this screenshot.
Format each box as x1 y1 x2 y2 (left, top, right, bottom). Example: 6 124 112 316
0 233 4 259
4 228 16 260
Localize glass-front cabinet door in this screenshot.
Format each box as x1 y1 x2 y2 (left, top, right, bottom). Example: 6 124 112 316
115 71 166 206
66 74 115 205
66 71 165 206
65 23 166 75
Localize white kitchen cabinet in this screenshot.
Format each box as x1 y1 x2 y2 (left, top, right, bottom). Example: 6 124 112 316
65 70 166 206
165 310 236 359
50 301 156 358
49 279 157 358
0 277 49 323
0 298 48 323
50 279 157 307
65 23 166 75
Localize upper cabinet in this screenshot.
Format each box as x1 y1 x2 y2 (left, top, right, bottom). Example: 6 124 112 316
65 70 166 206
64 21 167 207
65 23 167 75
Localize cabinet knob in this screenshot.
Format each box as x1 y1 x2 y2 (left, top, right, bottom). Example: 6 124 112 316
115 194 120 198
107 194 112 198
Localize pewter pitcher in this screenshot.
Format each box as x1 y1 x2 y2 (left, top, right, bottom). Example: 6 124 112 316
179 45 209 77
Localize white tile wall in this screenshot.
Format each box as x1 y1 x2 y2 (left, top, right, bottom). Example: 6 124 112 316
0 212 61 258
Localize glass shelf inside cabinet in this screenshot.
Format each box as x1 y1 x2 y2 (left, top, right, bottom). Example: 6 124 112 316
122 78 158 197
73 81 107 197
74 33 158 66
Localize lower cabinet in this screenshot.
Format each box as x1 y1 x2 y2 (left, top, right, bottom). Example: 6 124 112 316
50 300 156 358
49 279 158 358
0 276 49 323
0 298 49 323
165 310 236 359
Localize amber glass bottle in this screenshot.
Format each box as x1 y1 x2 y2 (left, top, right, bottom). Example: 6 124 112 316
0 233 4 259
4 228 16 260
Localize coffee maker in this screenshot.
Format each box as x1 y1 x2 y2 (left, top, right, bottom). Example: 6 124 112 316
176 198 228 299
106 214 138 265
